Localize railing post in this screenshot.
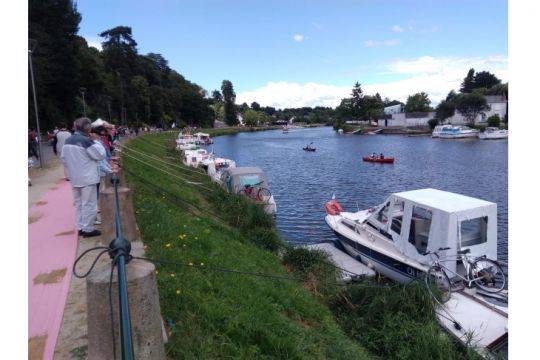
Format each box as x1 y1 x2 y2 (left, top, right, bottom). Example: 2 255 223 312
109 174 135 360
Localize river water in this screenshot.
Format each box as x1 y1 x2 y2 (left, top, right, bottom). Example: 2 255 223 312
211 127 508 262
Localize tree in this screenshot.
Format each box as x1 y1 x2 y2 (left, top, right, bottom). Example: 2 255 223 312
446 90 458 102
487 114 501 128
221 80 237 126
351 82 364 118
29 0 82 129
243 109 259 127
473 71 501 89
404 92 431 112
211 90 222 102
435 101 455 123
454 93 489 125
460 68 476 93
251 101 261 111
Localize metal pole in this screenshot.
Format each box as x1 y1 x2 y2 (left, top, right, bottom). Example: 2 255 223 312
109 174 135 359
80 88 87 117
28 49 43 168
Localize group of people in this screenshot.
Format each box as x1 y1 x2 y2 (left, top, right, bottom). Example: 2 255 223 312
370 152 385 159
58 117 119 238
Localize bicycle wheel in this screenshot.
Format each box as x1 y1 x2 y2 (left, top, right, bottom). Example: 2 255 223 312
425 265 452 302
470 258 506 293
256 188 272 202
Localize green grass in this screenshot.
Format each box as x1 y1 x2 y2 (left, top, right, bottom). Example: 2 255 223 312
122 132 370 359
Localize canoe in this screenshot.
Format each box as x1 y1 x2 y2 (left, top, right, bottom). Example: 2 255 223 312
362 156 394 163
303 147 316 152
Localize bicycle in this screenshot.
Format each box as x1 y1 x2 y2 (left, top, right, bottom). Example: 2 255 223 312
237 181 272 202
424 247 506 303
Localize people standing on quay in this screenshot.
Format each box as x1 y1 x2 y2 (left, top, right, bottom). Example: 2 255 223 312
28 129 39 160
90 125 113 226
61 117 106 238
53 125 73 180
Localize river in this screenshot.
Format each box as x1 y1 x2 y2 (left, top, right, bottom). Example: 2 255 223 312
211 127 508 262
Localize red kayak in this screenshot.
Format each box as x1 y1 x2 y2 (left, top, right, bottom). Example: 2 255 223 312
362 156 395 163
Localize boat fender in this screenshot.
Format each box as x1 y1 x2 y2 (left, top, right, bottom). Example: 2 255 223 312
325 200 344 215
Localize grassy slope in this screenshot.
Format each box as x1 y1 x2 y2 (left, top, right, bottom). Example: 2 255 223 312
122 133 370 359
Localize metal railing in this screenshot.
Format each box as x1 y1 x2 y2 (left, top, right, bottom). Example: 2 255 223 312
108 173 135 359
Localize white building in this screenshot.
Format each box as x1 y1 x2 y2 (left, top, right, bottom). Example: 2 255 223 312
384 104 403 115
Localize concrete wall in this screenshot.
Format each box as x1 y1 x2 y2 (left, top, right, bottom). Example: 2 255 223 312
378 112 435 127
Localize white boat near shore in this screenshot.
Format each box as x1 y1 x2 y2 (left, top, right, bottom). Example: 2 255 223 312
478 127 508 140
432 125 453 138
324 188 507 357
438 125 479 139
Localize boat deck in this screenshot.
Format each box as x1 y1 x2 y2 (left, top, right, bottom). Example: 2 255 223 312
305 242 376 281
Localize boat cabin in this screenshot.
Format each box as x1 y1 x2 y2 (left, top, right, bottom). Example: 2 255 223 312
365 188 497 274
194 132 212 145
183 149 209 167
220 167 271 194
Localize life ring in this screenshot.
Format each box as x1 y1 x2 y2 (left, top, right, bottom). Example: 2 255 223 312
325 200 344 215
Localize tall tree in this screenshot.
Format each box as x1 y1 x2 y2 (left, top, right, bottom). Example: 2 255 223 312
221 80 237 125
435 101 455 123
211 90 223 102
473 71 501 89
460 68 476 93
446 90 458 102
251 101 261 111
351 82 364 118
454 93 489 125
29 0 82 129
404 92 431 112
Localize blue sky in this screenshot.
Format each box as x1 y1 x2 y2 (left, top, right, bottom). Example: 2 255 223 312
77 0 508 108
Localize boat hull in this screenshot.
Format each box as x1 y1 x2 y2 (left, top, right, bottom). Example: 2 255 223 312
303 148 316 152
362 157 395 163
439 132 478 139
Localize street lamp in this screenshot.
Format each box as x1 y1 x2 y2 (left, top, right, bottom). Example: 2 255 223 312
28 38 43 168
79 87 87 117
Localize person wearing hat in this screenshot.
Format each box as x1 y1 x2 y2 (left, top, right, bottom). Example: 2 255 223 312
61 117 106 238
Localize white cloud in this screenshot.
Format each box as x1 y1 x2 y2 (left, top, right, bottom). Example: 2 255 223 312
391 25 404 32
293 34 305 42
84 36 102 50
236 55 508 109
363 39 400 47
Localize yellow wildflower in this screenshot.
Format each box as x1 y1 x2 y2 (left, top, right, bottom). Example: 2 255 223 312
165 243 171 248
176 289 181 295
170 273 176 277
188 262 193 266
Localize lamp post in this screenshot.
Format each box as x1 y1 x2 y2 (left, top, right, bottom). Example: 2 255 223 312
80 87 87 117
28 39 43 168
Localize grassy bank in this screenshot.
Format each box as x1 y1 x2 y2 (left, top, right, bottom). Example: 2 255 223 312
122 132 370 359
122 132 481 359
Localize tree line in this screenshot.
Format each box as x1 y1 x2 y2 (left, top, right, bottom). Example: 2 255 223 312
29 1 507 132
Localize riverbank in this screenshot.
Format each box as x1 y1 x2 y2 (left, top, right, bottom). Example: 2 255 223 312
121 131 482 359
122 133 371 359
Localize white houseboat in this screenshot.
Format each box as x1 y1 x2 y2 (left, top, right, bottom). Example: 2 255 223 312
324 188 507 357
438 125 479 139
431 125 453 138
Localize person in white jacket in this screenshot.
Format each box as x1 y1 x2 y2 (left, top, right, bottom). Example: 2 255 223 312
53 124 72 180
61 117 106 237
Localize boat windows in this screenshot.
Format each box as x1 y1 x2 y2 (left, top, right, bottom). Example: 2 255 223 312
239 174 262 186
377 202 390 223
460 217 488 246
390 200 404 235
408 206 432 254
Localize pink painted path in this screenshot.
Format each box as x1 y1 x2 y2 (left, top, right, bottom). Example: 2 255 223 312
29 180 78 360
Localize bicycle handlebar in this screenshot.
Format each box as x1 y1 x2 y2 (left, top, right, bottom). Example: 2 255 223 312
422 247 451 256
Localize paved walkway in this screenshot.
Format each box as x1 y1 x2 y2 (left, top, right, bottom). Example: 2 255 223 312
28 171 78 360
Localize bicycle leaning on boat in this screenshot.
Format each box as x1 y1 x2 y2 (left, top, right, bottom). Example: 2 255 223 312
237 180 272 202
424 247 506 302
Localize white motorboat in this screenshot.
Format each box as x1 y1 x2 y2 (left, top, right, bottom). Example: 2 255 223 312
324 188 507 356
182 148 210 168
193 132 213 145
478 127 508 140
220 167 277 215
431 125 453 138
201 157 236 184
438 125 479 139
176 134 199 151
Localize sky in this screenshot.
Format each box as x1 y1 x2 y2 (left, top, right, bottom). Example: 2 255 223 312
77 0 508 109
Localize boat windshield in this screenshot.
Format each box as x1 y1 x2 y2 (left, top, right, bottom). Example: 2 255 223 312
408 206 432 254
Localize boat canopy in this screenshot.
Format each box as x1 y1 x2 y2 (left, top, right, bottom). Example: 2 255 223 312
368 188 497 273
220 167 270 193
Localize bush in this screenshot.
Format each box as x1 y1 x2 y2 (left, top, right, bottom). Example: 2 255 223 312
487 114 501 127
427 118 439 130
